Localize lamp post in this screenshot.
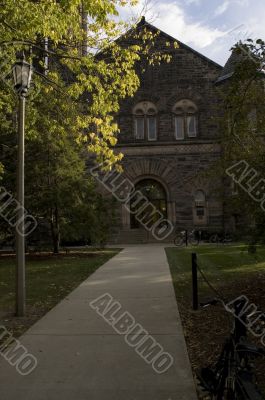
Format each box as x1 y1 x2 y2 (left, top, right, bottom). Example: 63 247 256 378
12 52 32 317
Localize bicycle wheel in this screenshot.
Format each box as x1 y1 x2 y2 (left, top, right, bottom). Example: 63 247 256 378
210 234 218 244
223 234 233 245
174 235 184 246
189 235 199 246
235 371 264 400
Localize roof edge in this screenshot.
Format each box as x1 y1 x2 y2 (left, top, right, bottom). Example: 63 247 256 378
215 71 234 84
136 18 223 70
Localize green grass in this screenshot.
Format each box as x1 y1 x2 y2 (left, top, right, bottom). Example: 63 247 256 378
0 249 121 314
166 244 265 299
165 244 265 395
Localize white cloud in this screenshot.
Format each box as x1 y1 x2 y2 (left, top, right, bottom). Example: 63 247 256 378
235 0 249 5
119 0 265 66
183 0 201 4
144 2 226 49
214 0 230 17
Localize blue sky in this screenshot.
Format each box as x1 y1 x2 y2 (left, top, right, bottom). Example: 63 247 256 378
122 0 265 66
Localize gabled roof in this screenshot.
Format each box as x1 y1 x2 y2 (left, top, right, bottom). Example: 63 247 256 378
216 48 245 83
215 44 265 84
136 16 223 70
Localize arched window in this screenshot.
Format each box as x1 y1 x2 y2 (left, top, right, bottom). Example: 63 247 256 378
195 190 205 206
173 99 198 140
133 101 157 141
193 190 207 225
247 108 257 132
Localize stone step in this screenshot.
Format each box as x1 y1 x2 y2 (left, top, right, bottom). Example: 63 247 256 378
108 229 174 244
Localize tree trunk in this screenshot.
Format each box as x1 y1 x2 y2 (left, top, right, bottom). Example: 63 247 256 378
51 205 60 254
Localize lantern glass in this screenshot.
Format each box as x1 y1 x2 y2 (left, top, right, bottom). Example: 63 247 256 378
12 57 32 95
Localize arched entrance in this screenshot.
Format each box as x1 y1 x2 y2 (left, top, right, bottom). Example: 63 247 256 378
130 179 167 229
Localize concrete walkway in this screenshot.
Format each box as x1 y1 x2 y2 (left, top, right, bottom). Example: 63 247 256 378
0 246 198 400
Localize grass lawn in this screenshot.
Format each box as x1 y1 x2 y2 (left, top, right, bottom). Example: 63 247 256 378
0 249 121 337
166 244 265 396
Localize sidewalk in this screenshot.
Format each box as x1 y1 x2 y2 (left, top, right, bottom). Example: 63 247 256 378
0 245 198 400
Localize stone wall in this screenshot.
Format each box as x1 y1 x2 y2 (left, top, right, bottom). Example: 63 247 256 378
117 25 222 144
107 22 225 243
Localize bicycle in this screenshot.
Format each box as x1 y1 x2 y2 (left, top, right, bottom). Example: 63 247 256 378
173 229 200 246
209 232 233 245
196 297 265 399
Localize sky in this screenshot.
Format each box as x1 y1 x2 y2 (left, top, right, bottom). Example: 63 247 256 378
121 0 265 66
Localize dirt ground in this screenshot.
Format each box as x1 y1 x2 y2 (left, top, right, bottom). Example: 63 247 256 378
177 275 265 397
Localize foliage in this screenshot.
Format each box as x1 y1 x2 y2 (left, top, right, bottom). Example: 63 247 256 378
0 2 177 252
24 83 119 250
218 39 265 240
0 3 177 250
0 2 174 167
221 41 265 159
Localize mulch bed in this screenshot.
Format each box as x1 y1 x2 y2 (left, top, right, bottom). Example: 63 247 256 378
177 273 265 397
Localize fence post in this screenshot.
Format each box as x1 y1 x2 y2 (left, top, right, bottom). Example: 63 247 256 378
185 229 188 247
192 252 198 310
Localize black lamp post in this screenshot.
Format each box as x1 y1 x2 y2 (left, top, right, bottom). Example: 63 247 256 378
12 52 32 317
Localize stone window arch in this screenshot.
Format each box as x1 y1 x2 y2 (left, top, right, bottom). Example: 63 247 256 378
173 99 198 140
133 101 157 141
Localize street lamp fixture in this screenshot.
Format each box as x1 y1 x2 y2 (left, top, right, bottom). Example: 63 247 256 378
12 52 32 97
12 52 32 317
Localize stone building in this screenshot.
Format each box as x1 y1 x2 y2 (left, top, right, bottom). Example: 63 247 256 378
109 18 229 243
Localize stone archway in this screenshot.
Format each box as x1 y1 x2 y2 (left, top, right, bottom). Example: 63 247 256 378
121 159 176 230
130 178 168 229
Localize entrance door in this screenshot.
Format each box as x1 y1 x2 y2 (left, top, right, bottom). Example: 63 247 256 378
130 179 167 229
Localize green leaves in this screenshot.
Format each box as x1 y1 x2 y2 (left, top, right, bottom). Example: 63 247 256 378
0 4 175 246
0 2 173 168
220 37 265 228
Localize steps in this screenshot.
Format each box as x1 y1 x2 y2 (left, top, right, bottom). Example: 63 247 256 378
108 228 174 244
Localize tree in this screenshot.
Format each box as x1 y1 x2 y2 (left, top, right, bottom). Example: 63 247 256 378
0 3 172 167
0 5 175 250
219 39 265 240
19 78 119 252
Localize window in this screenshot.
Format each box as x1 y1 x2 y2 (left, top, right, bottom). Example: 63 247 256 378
175 116 184 140
187 115 197 137
147 117 157 140
133 101 157 141
173 99 198 139
193 190 207 225
247 108 257 132
135 117 144 139
231 179 238 196
195 190 205 206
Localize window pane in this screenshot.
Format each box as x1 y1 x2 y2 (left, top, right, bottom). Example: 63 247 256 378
135 117 144 139
175 117 184 140
195 190 205 203
147 117 157 140
187 115 197 137
196 206 205 217
195 190 205 207
248 108 257 131
147 108 156 115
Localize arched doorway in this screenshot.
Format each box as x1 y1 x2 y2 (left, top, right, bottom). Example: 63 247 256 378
130 179 167 229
